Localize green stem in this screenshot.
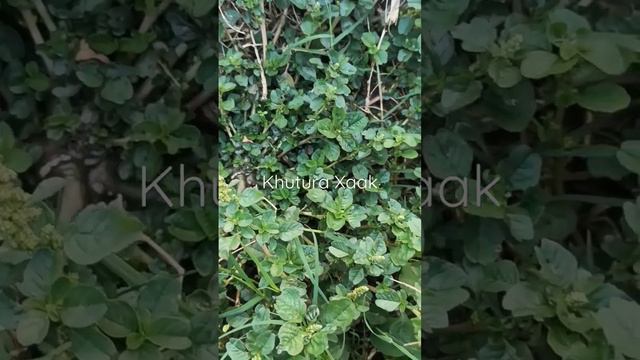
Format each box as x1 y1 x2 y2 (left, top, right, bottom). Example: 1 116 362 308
102 254 147 286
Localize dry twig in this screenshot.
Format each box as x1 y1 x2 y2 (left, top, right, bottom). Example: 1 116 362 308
141 234 185 280
139 0 172 33
272 7 289 44
249 30 269 100
33 0 57 32
20 9 54 74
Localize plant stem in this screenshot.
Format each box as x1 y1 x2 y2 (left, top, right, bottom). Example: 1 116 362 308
33 0 56 32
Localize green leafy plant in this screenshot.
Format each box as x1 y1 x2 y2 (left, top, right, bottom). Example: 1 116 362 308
426 1 640 359
219 0 421 359
0 0 215 358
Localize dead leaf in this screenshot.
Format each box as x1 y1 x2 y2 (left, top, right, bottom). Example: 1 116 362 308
75 39 110 63
386 0 401 25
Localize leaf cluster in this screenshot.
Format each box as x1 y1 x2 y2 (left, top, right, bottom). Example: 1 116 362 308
219 0 421 359
426 1 640 359
0 0 216 359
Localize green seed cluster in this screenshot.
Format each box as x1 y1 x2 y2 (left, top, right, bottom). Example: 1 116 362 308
0 162 61 250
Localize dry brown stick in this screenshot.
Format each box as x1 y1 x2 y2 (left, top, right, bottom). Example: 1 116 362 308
139 0 172 33
375 29 387 120
276 135 318 159
186 89 215 112
364 64 375 113
259 0 268 64
57 178 86 224
249 30 268 100
141 234 185 280
272 7 289 44
20 9 44 44
377 64 383 120
135 77 156 101
135 45 187 101
20 9 54 74
219 4 246 34
33 0 57 32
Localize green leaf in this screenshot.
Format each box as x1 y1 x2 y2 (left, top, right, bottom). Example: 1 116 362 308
280 222 303 242
16 311 49 346
548 9 590 36
503 282 553 318
0 122 15 153
277 323 305 356
361 32 379 48
375 299 400 312
2 148 33 173
321 299 359 329
98 301 138 338
578 33 627 75
329 246 349 258
17 249 61 298
289 0 307 9
0 24 25 61
424 129 473 179
520 51 558 79
451 17 496 52
425 0 469 32
546 324 606 360
499 145 542 191
439 81 483 113
76 64 104 88
623 198 640 236
595 298 640 359
238 188 264 207
119 33 154 53
60 285 108 328
144 316 192 350
478 260 520 293
87 33 118 54
488 59 521 88
119 343 162 360
137 276 181 315
464 219 503 264
100 78 133 104
64 206 144 265
0 291 18 331
326 212 346 231
70 327 117 360
25 65 50 91
484 80 536 132
535 239 577 288
306 331 329 356
506 209 534 241
425 258 467 290
274 288 306 323
306 188 327 203
177 0 216 17
301 20 318 36
226 338 250 360
577 83 630 113
29 177 67 203
617 141 640 175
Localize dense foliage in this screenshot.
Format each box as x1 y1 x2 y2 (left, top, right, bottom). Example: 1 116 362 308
426 0 640 359
218 0 421 359
0 0 216 359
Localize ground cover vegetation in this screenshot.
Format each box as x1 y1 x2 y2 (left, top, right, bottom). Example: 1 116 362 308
218 0 421 359
0 0 217 359
426 0 640 359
